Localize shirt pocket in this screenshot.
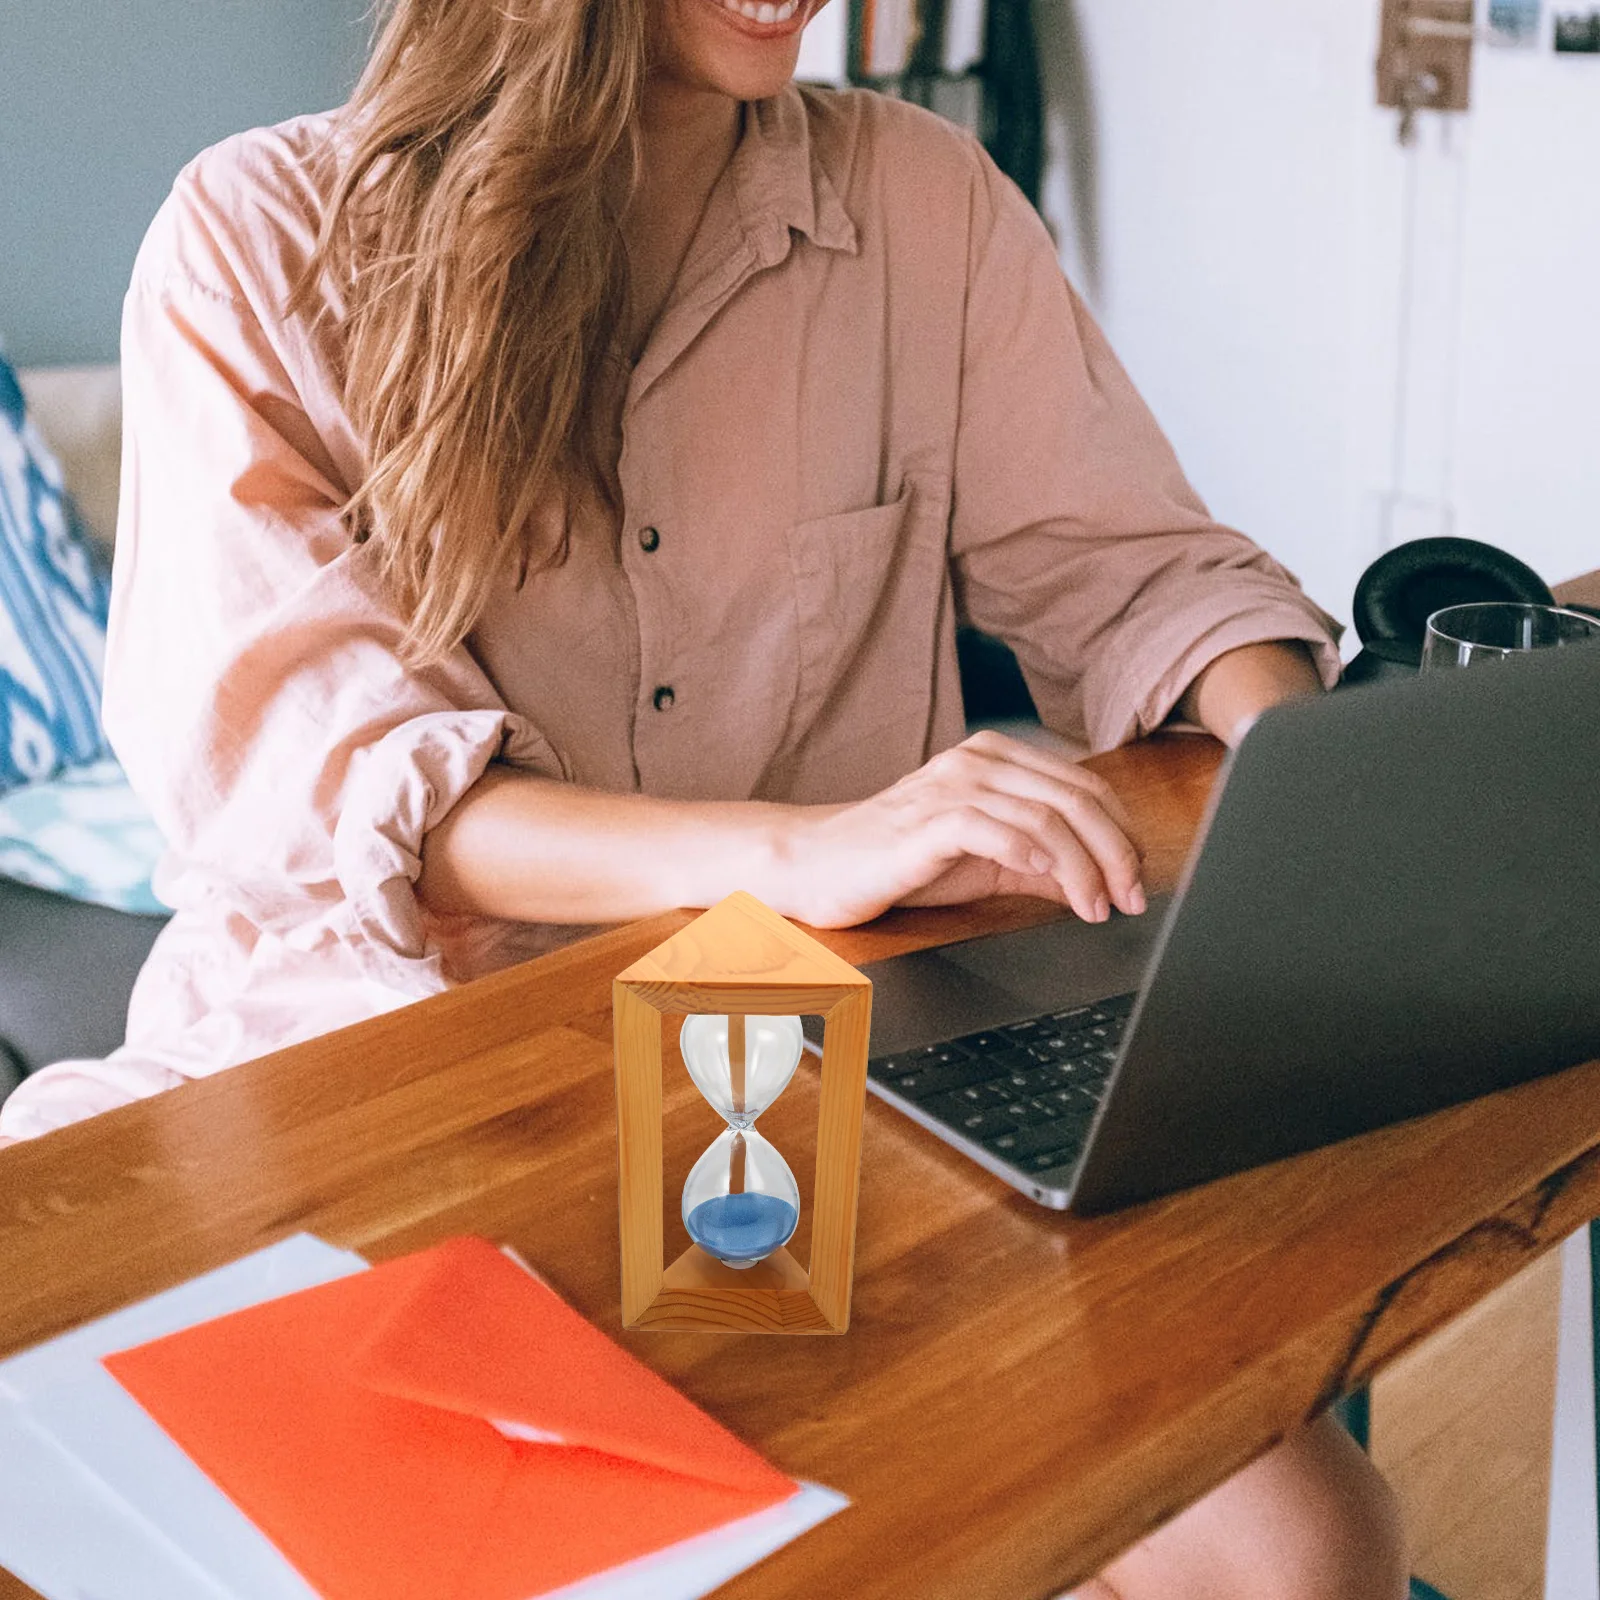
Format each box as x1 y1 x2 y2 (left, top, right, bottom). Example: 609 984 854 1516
782 473 951 759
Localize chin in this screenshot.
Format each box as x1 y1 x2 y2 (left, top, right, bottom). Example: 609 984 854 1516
714 55 806 102
670 0 812 99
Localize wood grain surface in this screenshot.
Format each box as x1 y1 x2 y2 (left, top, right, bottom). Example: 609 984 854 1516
3 728 1599 1599
1555 568 1600 610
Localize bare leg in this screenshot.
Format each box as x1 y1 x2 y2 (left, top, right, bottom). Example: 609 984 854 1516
1075 1415 1408 1600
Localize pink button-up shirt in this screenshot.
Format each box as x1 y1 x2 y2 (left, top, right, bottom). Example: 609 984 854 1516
1 85 1339 1140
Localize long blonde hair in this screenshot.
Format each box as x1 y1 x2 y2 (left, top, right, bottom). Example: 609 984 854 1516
291 0 651 667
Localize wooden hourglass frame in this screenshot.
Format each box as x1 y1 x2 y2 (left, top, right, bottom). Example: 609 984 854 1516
613 892 872 1333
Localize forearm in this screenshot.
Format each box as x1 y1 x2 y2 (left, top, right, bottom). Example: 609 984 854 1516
1175 640 1327 747
415 765 807 924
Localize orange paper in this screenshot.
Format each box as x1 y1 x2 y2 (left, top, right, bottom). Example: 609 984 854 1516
103 1237 797 1600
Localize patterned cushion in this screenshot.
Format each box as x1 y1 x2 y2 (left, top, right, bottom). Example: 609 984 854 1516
0 756 165 915
0 350 113 792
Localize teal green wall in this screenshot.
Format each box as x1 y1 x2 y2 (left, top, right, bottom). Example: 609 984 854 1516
0 1 372 366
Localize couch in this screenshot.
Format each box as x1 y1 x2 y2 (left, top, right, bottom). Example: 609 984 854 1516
0 367 170 1103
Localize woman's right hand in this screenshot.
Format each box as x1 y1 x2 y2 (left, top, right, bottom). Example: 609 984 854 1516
771 730 1147 930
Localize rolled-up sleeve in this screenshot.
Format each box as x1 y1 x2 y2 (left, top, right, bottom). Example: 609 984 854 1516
0 174 566 1139
105 246 566 964
948 148 1341 751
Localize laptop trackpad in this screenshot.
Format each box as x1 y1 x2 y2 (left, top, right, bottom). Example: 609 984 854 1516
857 903 1165 1058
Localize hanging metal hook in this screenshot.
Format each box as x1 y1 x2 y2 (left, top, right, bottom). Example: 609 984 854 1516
1397 68 1443 146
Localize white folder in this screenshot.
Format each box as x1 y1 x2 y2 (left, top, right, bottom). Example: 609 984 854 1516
0 1234 845 1600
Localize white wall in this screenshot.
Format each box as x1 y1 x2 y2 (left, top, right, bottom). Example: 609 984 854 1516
1452 44 1600 585
1036 0 1600 633
796 3 849 83
1548 1229 1600 1600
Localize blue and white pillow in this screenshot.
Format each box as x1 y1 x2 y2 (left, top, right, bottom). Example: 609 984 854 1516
0 756 165 915
0 350 112 792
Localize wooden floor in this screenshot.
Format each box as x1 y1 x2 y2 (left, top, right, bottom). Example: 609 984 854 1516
1372 1246 1564 1600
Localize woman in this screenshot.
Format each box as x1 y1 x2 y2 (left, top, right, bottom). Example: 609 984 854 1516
0 0 1407 1592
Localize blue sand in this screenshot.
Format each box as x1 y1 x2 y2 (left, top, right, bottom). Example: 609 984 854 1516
685 1193 798 1263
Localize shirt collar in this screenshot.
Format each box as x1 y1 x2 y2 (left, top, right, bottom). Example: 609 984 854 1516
730 85 859 262
622 85 857 410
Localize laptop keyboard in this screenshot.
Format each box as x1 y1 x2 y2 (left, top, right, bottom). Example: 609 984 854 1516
867 993 1137 1177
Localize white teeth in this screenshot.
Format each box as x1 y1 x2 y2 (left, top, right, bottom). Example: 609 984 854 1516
718 0 796 22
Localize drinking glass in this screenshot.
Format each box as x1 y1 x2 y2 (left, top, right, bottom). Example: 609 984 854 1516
1420 602 1600 672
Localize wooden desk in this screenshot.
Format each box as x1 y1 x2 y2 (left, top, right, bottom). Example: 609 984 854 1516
4 728 1600 1600
1556 567 1600 612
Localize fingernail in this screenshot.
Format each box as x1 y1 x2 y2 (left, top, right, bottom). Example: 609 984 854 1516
1094 895 1110 923
1129 884 1147 915
1029 850 1053 874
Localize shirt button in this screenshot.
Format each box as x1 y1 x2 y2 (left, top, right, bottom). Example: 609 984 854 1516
638 526 661 553
652 685 675 712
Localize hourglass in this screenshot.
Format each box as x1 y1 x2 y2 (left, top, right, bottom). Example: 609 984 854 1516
679 1013 804 1269
613 891 872 1334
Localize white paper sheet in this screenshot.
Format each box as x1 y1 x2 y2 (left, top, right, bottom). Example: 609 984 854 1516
540 1482 850 1600
0 1234 367 1600
0 1234 848 1600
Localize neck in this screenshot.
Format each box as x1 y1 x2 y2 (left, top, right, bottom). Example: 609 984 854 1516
636 75 742 204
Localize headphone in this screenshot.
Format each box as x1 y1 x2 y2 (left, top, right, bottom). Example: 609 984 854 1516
1343 537 1565 686
958 535 1589 712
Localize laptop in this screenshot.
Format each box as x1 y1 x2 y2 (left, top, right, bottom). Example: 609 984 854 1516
838 640 1600 1214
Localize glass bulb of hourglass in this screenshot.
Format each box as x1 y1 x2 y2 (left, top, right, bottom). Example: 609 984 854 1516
679 1014 803 1129
681 1127 800 1269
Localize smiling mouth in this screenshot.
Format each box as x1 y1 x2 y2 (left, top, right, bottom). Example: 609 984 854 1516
699 0 806 35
